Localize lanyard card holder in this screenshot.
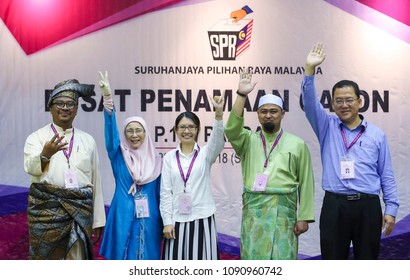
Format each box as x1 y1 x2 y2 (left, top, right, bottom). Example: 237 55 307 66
134 195 150 218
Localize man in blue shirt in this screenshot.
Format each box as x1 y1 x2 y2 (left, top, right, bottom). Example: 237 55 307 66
301 42 399 259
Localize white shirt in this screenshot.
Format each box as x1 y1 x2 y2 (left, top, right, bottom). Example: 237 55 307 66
160 120 224 225
24 123 106 228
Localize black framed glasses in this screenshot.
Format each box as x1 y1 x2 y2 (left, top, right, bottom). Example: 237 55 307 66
52 101 77 109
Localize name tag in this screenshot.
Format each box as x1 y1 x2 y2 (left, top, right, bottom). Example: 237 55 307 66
134 197 150 218
178 193 192 214
253 173 268 192
64 169 79 188
341 159 355 179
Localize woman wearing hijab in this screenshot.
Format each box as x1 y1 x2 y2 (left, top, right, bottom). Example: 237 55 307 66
98 71 163 260
160 95 224 260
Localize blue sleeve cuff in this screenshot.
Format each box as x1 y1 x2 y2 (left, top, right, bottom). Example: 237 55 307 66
242 5 253 14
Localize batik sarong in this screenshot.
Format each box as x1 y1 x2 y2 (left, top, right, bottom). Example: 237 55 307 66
241 188 298 260
27 183 94 260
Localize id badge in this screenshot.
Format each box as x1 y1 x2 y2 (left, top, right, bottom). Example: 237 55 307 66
340 156 355 179
253 173 268 192
178 193 192 214
134 197 150 218
64 169 79 188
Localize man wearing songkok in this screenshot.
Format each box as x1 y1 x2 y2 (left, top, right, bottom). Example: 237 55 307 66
224 72 315 260
24 79 106 260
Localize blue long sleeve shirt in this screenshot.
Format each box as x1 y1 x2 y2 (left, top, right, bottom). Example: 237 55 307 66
301 75 399 217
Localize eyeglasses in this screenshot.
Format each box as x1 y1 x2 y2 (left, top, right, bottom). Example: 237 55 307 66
177 125 197 131
333 98 359 106
125 129 145 136
52 101 77 109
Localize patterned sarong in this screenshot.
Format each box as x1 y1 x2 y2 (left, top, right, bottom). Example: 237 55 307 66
27 183 94 260
241 188 298 260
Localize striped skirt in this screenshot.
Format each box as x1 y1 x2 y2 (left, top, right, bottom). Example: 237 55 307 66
162 215 220 260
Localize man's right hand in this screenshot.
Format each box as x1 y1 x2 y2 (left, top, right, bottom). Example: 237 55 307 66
41 134 67 159
305 42 326 75
237 71 257 96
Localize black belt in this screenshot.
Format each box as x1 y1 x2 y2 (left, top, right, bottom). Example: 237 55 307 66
325 191 378 201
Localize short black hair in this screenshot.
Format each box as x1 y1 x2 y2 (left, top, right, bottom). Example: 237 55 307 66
332 80 361 98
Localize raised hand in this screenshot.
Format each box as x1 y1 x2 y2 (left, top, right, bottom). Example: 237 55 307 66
98 71 111 96
237 71 257 96
211 95 224 110
306 42 326 68
211 95 224 119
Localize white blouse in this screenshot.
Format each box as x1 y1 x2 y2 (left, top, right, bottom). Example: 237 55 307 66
160 120 224 225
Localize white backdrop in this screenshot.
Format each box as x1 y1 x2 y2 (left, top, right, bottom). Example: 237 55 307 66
1 0 409 257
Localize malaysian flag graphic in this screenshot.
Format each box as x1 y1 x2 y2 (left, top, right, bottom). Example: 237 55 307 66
236 19 253 58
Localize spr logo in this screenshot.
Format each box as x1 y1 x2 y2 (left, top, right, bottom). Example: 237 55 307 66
208 6 254 61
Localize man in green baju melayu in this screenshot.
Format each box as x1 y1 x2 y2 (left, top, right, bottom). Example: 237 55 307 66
225 72 315 260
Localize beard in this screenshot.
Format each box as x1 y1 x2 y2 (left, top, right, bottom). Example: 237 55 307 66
263 122 275 133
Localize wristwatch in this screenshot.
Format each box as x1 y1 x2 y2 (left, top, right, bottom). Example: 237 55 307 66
40 155 50 163
236 90 247 97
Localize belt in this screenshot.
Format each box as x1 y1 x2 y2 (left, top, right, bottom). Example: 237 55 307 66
325 191 378 201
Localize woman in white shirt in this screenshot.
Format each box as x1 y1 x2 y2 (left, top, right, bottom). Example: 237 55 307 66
160 96 224 260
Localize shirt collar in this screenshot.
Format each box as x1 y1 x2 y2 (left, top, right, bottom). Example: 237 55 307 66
261 128 282 142
52 123 74 134
338 114 367 131
176 143 200 157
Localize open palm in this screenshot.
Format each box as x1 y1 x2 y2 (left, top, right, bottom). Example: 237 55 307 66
306 42 326 67
238 72 256 95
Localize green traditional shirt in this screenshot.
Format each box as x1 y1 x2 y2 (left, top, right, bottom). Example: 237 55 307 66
224 110 315 259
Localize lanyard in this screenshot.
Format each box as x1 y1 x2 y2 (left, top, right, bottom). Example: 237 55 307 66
135 184 144 198
176 146 200 190
339 124 366 152
260 129 283 169
51 124 75 168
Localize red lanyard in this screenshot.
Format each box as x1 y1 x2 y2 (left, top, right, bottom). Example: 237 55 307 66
260 129 283 169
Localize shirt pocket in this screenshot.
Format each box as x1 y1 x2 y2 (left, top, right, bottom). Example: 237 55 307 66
274 152 296 174
72 151 92 174
354 141 378 166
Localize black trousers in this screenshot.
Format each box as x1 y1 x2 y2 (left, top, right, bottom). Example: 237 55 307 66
320 191 382 260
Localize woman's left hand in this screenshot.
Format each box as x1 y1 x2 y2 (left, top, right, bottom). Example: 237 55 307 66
211 95 224 116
